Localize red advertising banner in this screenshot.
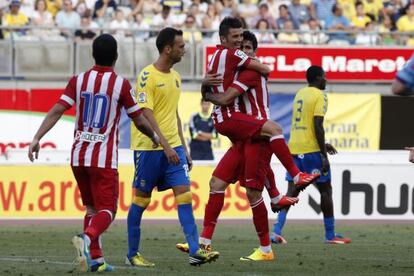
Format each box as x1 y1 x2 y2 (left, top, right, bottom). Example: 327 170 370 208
204 46 414 82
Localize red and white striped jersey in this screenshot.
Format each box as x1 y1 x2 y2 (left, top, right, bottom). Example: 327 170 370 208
58 66 141 169
207 45 251 124
230 68 270 120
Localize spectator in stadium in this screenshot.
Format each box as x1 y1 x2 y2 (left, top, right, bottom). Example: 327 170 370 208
131 13 150 41
276 4 298 29
152 5 175 28
2 0 29 39
396 4 414 32
277 19 300 43
362 0 384 21
187 3 203 27
55 0 81 37
109 9 131 40
379 14 397 45
187 0 208 14
183 14 202 43
355 21 379 45
300 17 329 44
336 0 356 20
263 0 290 19
351 1 371 30
75 15 98 41
161 0 184 14
45 0 62 17
205 3 220 30
31 0 56 39
238 0 258 27
74 0 93 17
189 99 216 161
325 4 352 45
310 0 336 27
220 0 237 19
93 0 117 26
251 2 277 30
289 0 311 29
383 0 404 23
254 18 276 43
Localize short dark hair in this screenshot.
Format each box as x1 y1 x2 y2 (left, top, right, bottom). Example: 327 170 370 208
242 30 258 51
156 27 183 53
306 65 324 83
219 17 242 37
92 34 117 67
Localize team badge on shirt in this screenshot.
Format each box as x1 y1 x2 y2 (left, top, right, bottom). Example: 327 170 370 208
235 49 248 60
130 89 137 103
138 92 147 103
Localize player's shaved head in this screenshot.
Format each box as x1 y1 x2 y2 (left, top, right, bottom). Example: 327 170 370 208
219 17 242 37
307 65 326 90
92 34 118 67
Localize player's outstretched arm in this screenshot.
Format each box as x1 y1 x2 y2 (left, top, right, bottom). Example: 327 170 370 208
141 108 180 165
204 87 240 106
246 59 271 76
131 113 159 148
28 103 66 162
177 110 192 170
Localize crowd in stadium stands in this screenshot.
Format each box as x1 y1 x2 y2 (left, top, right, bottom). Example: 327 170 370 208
0 0 414 45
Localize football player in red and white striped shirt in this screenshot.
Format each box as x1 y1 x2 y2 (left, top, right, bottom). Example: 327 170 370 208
28 34 158 272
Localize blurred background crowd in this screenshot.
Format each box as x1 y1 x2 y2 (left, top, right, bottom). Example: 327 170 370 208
0 0 414 45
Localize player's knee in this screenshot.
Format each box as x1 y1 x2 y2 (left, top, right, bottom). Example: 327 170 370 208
86 205 96 216
98 209 115 221
132 196 151 208
175 191 192 205
209 176 228 192
246 188 261 204
262 121 283 137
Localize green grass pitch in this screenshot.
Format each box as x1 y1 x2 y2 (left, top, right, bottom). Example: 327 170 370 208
0 221 413 275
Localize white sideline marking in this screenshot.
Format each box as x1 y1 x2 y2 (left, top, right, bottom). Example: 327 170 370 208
0 257 154 271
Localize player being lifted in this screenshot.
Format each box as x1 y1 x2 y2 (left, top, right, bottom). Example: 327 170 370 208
177 21 318 260
271 66 351 245
126 27 219 267
28 34 159 272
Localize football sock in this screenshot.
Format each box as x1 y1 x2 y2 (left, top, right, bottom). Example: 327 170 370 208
324 216 335 240
127 203 145 258
177 203 199 256
273 210 287 235
251 197 270 247
270 135 300 178
201 191 225 240
260 245 272 253
84 215 103 259
85 210 112 242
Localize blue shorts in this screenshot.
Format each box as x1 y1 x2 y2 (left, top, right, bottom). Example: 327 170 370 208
285 152 331 184
133 146 190 193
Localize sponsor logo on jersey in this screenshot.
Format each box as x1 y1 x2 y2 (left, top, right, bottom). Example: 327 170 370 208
75 131 106 143
130 89 137 103
235 49 247 60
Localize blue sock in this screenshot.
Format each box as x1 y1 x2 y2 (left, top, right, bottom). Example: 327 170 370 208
324 216 335 240
177 203 199 256
127 203 145 258
273 210 287 235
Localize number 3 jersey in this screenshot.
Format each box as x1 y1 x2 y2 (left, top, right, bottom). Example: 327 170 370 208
58 66 142 169
289 87 328 155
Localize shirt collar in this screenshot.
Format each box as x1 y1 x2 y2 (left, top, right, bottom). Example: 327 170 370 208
92 65 114 72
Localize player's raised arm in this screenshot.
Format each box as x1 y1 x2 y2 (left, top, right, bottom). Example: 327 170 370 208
392 53 414 95
28 103 67 162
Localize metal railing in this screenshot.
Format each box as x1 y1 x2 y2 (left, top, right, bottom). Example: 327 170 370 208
0 26 413 81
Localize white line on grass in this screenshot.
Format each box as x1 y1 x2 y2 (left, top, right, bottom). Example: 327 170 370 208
0 256 154 271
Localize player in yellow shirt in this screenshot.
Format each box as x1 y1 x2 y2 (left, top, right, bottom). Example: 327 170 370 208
272 66 352 245
126 27 219 267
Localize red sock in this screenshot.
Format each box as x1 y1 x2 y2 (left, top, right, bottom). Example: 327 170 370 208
201 192 225 240
264 167 280 199
85 210 112 242
270 135 300 178
251 198 270 246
